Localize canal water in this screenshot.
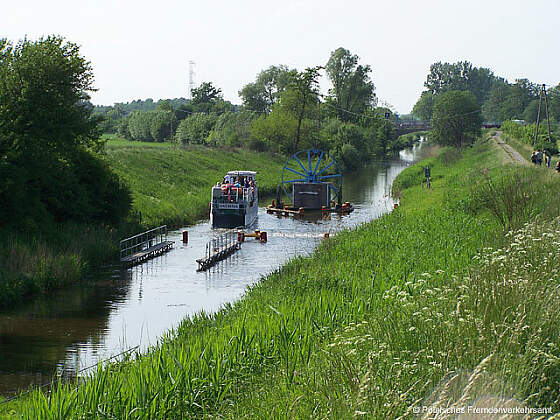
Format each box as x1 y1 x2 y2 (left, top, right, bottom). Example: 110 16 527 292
0 142 429 394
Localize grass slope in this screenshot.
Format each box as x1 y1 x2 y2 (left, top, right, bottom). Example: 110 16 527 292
103 139 287 227
4 138 560 418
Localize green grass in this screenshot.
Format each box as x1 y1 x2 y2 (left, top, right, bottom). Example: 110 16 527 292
102 138 286 227
0 222 136 308
4 138 560 418
102 134 176 148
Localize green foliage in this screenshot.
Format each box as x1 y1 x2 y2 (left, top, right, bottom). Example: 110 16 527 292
239 65 294 113
0 222 133 308
251 68 322 154
150 110 177 142
250 110 298 153
190 81 227 114
413 61 558 126
424 61 499 104
325 47 376 122
388 132 421 151
127 110 155 141
483 79 539 122
0 36 131 230
338 143 360 170
500 120 558 153
467 166 560 230
174 113 218 145
432 91 482 148
207 111 258 147
412 91 436 120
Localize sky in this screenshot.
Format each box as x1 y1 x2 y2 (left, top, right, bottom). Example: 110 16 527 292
4 0 559 113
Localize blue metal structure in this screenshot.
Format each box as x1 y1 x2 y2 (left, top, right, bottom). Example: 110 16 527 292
281 149 343 201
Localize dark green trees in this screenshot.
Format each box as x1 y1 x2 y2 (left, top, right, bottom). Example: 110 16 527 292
432 91 482 148
0 36 130 229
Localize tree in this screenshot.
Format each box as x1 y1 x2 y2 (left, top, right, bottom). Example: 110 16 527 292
128 111 155 141
150 110 177 142
191 82 222 113
0 37 102 158
239 65 294 113
175 113 217 145
207 111 257 147
431 91 482 148
412 92 436 120
0 36 130 228
424 61 498 105
548 84 560 122
325 48 376 122
280 67 322 152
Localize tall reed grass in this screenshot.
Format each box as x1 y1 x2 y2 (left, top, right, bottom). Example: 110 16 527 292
0 223 131 307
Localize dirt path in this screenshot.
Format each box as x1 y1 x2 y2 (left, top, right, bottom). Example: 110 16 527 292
491 131 529 165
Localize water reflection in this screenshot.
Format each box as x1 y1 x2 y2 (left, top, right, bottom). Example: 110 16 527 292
0 140 428 394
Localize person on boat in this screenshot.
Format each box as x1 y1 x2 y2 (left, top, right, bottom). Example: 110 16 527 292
244 178 250 188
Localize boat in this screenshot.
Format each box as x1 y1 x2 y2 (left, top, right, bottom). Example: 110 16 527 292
210 171 258 228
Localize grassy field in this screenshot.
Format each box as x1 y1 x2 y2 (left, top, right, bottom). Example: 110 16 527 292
102 137 287 227
5 135 560 418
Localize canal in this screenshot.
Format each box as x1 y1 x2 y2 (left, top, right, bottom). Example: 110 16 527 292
0 142 430 394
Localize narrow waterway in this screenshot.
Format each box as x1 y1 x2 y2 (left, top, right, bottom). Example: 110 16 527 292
0 142 430 394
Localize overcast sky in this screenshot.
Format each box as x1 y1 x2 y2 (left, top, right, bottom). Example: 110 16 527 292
4 0 559 113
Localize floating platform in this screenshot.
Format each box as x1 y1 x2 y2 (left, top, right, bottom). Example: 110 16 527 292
121 241 174 267
266 201 355 217
120 226 173 267
196 242 241 271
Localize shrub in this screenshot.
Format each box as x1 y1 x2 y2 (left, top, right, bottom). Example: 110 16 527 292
175 113 218 145
468 166 560 230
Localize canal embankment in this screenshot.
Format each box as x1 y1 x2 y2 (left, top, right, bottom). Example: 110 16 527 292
5 134 560 418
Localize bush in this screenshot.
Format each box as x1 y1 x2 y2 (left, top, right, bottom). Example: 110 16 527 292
338 143 361 170
467 166 560 230
175 113 218 145
501 120 558 153
128 111 155 141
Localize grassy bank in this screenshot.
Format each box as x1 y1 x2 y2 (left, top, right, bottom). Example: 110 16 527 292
102 138 287 227
0 223 135 308
5 135 560 418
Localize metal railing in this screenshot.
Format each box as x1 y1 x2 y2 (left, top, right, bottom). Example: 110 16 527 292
203 229 239 261
119 225 168 261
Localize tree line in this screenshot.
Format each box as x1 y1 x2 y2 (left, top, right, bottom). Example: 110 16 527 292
413 61 560 124
411 61 559 152
96 48 401 170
